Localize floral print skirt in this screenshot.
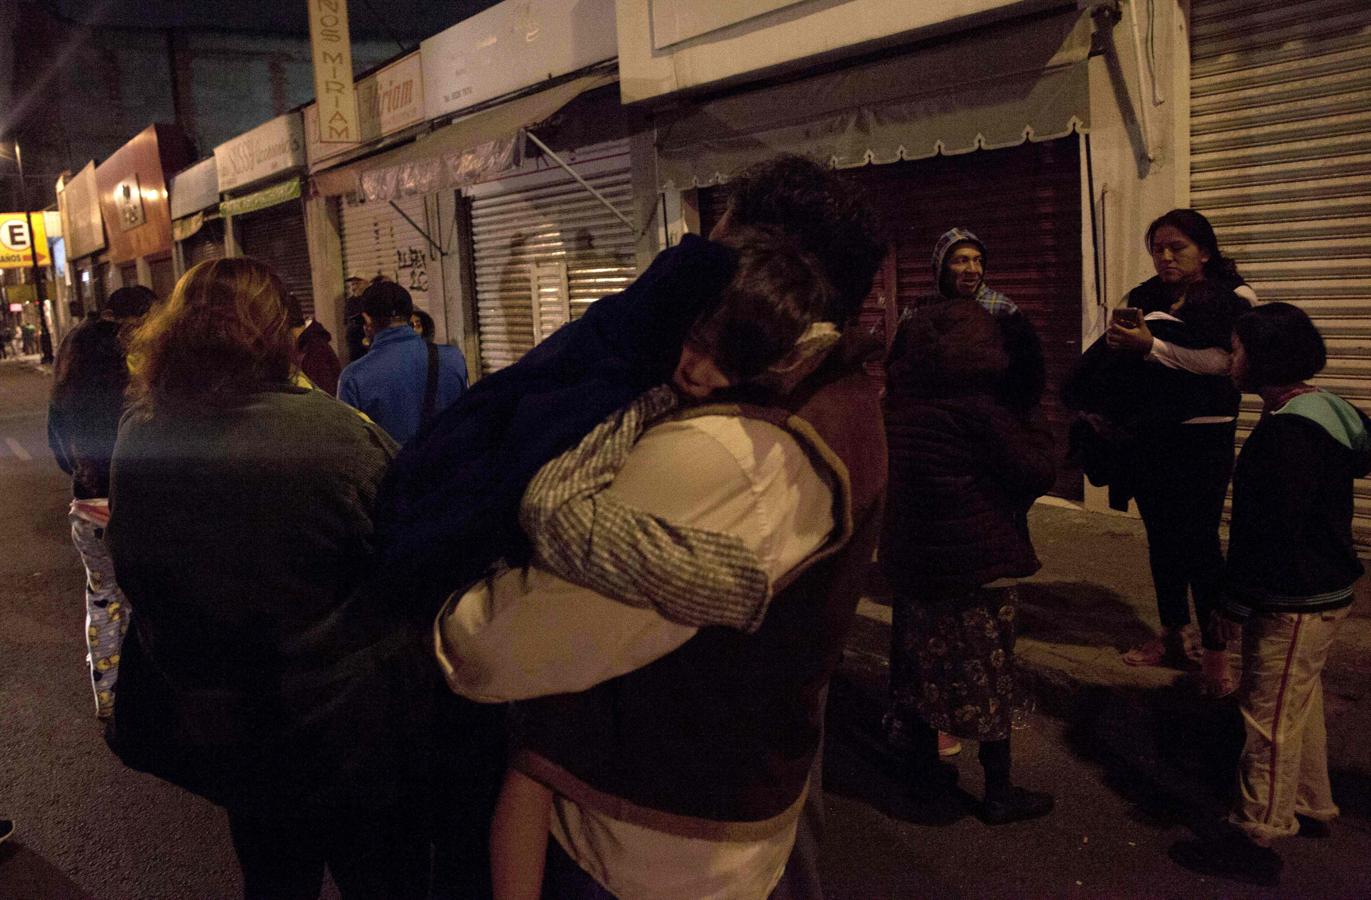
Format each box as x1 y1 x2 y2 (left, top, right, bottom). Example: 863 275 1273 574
886 583 1027 744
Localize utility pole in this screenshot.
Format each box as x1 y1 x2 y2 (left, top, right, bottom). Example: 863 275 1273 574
13 141 54 363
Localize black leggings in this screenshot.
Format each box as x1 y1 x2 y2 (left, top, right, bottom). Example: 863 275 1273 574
1132 422 1235 651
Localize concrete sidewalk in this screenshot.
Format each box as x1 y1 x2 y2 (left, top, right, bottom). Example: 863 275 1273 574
853 500 1371 787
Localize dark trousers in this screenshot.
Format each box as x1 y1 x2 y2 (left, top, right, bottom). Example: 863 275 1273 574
1132 421 1236 651
226 806 429 900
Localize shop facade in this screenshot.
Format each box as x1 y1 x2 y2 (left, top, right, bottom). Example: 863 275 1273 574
169 156 225 277
93 123 194 301
56 160 108 315
213 112 316 317
306 0 622 376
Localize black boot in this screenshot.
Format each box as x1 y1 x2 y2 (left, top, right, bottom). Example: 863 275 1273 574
903 719 965 825
977 738 1053 826
1168 823 1282 886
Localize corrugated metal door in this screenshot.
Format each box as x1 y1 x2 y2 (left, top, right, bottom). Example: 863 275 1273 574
1190 0 1371 544
701 138 1084 500
184 220 226 269
340 194 445 323
237 200 316 319
467 143 636 374
149 256 176 300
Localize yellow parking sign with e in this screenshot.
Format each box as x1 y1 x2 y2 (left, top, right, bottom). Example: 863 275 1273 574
0 214 50 268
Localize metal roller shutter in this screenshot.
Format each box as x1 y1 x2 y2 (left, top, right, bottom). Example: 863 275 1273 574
184 220 226 269
340 194 445 321
237 200 316 319
468 147 636 374
149 257 176 300
701 138 1084 500
1190 0 1371 545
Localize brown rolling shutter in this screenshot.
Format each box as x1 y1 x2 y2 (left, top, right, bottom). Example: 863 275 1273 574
149 256 176 300
701 138 1083 499
237 200 315 319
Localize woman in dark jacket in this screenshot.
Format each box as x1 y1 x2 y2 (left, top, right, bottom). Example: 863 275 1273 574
881 299 1057 825
1074 209 1253 692
47 285 155 718
106 258 434 899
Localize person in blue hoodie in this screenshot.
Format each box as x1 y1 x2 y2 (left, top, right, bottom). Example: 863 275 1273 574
1170 302 1370 887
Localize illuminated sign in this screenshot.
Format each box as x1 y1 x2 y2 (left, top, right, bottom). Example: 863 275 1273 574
0 214 50 268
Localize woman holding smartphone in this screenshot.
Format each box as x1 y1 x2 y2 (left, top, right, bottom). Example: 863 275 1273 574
1100 209 1254 693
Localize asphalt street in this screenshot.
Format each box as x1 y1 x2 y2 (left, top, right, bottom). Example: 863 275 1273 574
3 356 1370 899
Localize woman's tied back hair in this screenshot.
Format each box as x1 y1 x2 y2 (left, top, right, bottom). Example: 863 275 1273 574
1145 208 1242 284
693 226 835 384
127 257 295 411
724 155 887 324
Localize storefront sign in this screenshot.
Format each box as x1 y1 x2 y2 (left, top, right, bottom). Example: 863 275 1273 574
308 0 360 143
619 0 1034 103
421 0 617 121
169 157 221 220
95 124 188 264
7 302 22 312
0 214 50 268
114 175 147 230
214 114 306 193
59 162 105 260
305 52 424 169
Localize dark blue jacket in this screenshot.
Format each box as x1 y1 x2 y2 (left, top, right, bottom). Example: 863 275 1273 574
375 235 735 609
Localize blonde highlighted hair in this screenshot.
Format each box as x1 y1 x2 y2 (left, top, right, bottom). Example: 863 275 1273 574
127 257 295 411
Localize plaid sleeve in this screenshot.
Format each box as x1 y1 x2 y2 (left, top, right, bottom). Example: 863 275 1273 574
520 385 773 633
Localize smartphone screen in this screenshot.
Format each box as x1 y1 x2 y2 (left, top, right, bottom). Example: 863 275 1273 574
1111 307 1142 327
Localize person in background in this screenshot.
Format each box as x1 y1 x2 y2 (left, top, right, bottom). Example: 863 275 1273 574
286 293 342 396
47 284 156 719
411 309 436 343
338 280 467 445
342 275 368 362
1170 302 1367 887
105 258 434 899
881 298 1057 826
1101 210 1253 695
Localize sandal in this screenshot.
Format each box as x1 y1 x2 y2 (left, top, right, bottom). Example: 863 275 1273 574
1122 636 1168 667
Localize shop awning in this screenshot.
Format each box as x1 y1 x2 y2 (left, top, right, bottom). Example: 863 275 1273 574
313 70 619 204
316 71 619 202
219 177 302 217
654 5 1095 190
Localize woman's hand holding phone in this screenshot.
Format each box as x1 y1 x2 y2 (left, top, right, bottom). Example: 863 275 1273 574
1105 307 1154 353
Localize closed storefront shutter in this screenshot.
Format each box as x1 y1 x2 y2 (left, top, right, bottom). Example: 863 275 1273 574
468 143 636 374
1190 0 1371 544
149 256 176 300
700 138 1084 500
340 194 444 322
184 220 226 268
237 199 315 319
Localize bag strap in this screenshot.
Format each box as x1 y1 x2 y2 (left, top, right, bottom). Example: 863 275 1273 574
422 342 439 427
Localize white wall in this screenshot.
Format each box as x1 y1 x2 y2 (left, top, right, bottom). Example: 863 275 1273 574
1079 0 1192 510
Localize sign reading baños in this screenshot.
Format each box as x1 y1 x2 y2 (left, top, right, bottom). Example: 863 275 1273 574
308 0 360 144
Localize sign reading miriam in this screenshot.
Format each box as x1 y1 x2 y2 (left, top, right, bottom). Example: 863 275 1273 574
308 0 360 144
305 52 424 169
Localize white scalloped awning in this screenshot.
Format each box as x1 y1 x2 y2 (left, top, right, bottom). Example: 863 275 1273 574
655 5 1094 190
313 71 619 202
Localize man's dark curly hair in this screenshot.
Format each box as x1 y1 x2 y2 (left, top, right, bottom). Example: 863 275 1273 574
724 155 886 324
